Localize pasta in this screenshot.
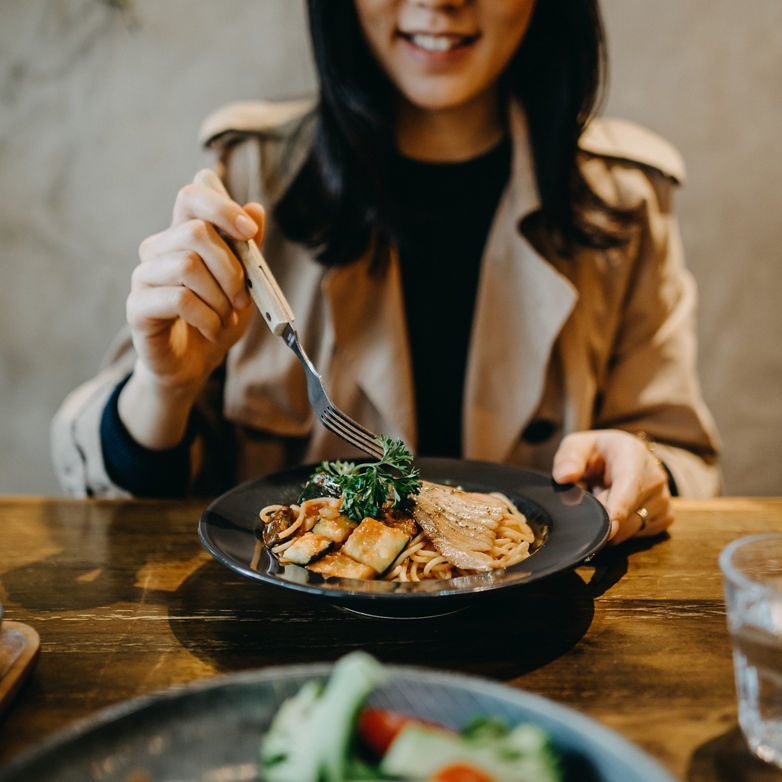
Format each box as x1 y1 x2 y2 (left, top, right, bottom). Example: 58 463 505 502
257 486 535 583
260 497 342 557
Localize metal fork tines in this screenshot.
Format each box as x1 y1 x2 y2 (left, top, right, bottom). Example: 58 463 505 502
283 325 385 460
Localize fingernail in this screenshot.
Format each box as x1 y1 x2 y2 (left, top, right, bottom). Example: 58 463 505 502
235 214 258 237
234 289 251 308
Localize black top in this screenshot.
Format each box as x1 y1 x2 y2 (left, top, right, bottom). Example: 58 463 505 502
101 139 512 495
392 138 512 457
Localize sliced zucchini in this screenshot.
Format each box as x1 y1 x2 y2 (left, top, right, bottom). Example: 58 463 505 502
281 532 332 566
306 552 376 580
312 514 357 543
341 518 410 574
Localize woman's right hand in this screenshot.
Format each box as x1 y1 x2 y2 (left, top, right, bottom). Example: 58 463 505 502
119 182 265 449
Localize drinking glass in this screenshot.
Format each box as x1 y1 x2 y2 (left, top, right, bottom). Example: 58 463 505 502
720 533 782 767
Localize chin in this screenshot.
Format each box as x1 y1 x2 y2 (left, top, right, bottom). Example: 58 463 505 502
400 85 479 114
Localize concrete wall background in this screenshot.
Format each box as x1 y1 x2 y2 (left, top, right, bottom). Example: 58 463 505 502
1 0 780 495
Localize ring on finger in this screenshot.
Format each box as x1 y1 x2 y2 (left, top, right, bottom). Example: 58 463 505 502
634 506 649 531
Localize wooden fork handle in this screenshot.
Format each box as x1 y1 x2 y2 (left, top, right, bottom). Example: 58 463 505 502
193 168 294 336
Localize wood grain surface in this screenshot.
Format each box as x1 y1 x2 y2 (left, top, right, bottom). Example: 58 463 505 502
1 496 782 780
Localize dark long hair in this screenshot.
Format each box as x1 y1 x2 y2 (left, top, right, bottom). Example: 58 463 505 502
275 0 635 266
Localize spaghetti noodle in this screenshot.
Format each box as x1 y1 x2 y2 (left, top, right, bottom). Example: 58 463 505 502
258 486 535 582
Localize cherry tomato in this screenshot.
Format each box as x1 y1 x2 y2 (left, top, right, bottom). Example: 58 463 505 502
357 708 445 756
429 764 497 782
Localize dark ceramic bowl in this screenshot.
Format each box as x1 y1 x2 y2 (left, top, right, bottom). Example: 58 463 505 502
199 458 609 618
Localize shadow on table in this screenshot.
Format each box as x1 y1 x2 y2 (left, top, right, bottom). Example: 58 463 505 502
583 531 668 593
166 539 638 679
688 726 782 781
0 501 662 682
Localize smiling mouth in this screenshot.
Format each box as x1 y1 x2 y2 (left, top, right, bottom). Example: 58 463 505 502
399 32 479 53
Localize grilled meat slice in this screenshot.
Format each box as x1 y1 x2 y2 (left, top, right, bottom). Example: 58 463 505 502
411 481 508 570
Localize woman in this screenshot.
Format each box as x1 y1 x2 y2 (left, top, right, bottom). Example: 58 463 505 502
52 0 721 544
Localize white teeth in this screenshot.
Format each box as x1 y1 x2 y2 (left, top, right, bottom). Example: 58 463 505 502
410 33 462 52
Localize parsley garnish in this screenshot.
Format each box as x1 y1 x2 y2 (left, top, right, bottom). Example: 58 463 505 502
314 436 422 522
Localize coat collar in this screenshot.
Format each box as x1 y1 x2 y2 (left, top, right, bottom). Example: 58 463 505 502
322 249 418 446
463 104 578 460
323 102 577 461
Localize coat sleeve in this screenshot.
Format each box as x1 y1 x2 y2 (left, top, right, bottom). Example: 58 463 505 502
50 329 137 497
50 328 236 498
590 163 722 497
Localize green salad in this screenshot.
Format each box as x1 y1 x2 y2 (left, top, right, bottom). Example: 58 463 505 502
259 652 562 782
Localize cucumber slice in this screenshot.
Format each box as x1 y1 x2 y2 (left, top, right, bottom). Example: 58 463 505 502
381 723 561 782
341 518 410 574
312 513 357 543
281 532 332 566
307 551 376 580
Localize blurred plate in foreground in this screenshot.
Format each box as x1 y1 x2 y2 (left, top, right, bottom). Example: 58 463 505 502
0 661 677 782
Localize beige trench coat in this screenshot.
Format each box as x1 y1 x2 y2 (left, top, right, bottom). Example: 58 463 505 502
52 100 721 498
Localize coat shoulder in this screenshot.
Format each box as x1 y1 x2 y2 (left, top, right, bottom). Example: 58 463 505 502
199 98 317 148
198 99 317 204
578 117 685 185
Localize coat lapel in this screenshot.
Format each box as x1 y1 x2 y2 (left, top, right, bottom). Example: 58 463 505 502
463 106 578 461
322 251 417 447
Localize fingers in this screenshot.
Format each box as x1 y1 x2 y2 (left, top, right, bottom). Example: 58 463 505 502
140 220 250 311
591 484 669 544
243 202 266 237
600 441 669 544
172 183 260 242
553 429 674 545
608 488 674 544
130 252 236 336
600 459 646 539
632 487 674 539
602 454 671 545
552 432 600 484
132 191 269 345
127 279 237 343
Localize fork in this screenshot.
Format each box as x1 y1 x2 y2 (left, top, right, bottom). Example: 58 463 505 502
193 169 385 461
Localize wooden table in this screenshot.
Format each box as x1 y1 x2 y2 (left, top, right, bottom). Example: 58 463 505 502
1 496 781 780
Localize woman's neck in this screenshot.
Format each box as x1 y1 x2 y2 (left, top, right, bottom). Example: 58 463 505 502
394 89 505 162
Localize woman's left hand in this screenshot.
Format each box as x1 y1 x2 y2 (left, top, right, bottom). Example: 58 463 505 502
552 429 674 544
